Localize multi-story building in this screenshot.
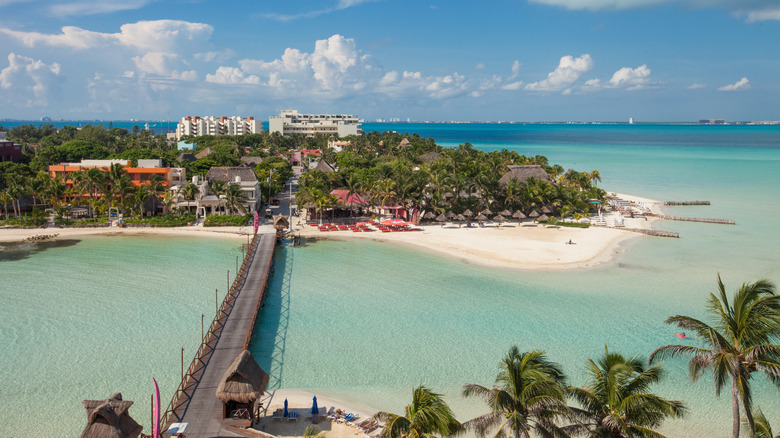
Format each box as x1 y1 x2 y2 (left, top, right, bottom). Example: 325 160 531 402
176 116 262 140
49 159 186 193
0 139 22 162
268 110 361 137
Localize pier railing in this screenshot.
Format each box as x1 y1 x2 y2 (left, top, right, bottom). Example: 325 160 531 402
159 233 261 430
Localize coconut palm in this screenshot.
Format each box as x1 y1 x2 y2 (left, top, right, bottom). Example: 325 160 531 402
375 385 462 438
180 182 200 213
223 183 247 215
569 346 687 437
649 276 780 438
462 347 572 438
748 408 778 438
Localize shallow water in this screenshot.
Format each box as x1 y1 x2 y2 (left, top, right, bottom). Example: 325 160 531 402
0 235 242 437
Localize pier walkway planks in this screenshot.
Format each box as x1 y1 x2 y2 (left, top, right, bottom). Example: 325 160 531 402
169 232 276 438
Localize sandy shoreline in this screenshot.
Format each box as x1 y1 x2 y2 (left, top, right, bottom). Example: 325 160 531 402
0 191 668 271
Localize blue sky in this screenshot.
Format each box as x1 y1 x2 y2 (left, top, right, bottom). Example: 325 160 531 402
0 0 778 122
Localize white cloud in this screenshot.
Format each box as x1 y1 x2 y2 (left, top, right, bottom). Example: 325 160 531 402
509 60 521 79
717 77 750 91
261 0 376 21
529 0 780 22
205 66 260 85
50 0 154 17
687 83 706 90
0 53 63 106
475 63 485 69
525 54 593 92
501 81 524 90
608 64 652 90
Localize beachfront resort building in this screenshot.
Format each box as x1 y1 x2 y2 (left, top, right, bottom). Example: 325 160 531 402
498 164 551 187
49 159 186 190
172 167 262 217
176 116 262 140
268 110 361 137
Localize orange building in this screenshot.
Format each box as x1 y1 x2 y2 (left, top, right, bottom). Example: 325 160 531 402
49 159 186 193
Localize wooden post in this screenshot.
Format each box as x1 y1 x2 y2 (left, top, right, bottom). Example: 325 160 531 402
236 256 238 278
227 270 230 294
215 288 218 314
180 347 184 384
201 313 204 341
150 394 153 438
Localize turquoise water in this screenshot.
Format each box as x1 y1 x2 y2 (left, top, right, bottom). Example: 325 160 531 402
251 124 780 437
0 235 242 437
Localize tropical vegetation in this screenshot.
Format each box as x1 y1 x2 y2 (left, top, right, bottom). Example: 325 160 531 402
569 346 687 437
649 276 780 438
374 385 462 438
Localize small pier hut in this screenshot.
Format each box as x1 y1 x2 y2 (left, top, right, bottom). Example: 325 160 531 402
78 392 142 438
216 350 270 421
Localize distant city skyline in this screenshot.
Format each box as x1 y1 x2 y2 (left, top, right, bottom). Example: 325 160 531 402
0 0 778 122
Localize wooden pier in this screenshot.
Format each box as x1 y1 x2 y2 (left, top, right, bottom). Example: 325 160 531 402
160 232 276 438
623 228 680 238
649 214 735 225
662 201 711 206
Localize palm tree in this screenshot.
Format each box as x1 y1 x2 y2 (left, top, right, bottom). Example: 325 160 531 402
569 346 687 437
133 185 151 218
223 183 248 215
375 385 461 438
748 408 778 438
649 276 780 438
462 347 572 438
180 182 200 213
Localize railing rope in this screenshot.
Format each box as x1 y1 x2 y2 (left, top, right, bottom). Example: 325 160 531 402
158 233 261 428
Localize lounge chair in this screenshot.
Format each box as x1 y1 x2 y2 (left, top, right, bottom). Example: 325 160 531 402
287 412 299 422
272 409 283 420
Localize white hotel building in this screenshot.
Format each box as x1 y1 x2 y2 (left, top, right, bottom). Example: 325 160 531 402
176 116 262 140
268 110 361 137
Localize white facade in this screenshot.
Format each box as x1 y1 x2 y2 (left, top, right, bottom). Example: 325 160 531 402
176 116 262 140
268 110 361 137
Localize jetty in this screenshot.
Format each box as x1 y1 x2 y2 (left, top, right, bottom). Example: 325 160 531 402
648 214 735 225
662 201 710 206
160 232 276 438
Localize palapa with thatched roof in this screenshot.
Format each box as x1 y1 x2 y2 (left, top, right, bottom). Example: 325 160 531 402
462 209 473 217
475 213 488 222
445 211 456 218
313 160 337 173
498 165 551 187
512 210 527 220
273 214 289 230
499 209 512 216
216 350 270 420
399 138 411 148
423 211 436 219
79 392 142 438
538 214 551 222
528 210 540 218
541 206 553 214
480 208 493 215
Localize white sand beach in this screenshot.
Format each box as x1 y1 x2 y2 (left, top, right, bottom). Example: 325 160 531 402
0 192 668 271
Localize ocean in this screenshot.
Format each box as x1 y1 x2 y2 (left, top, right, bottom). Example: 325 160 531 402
1 123 779 437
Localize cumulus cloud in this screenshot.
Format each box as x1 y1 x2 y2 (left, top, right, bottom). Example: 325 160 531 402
687 83 706 90
529 0 780 21
0 53 63 106
525 54 593 92
205 66 260 85
475 63 485 69
608 64 652 90
717 77 750 91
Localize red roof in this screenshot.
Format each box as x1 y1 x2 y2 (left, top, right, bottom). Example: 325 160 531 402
330 190 367 206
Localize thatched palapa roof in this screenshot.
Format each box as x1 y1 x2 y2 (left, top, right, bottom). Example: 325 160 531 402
273 214 289 230
313 161 337 173
195 147 215 159
498 165 551 187
216 350 270 404
79 392 142 438
207 167 259 183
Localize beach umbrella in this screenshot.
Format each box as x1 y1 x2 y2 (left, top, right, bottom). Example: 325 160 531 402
462 209 473 217
494 214 506 223
480 208 493 215
475 213 488 221
435 213 448 222
528 210 540 218
512 210 527 220
445 211 456 218
283 398 289 418
455 214 466 222
541 206 552 214
423 211 436 219
311 396 319 422
539 214 550 222
499 209 512 216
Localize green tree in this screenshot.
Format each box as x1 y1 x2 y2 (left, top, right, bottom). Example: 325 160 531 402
568 346 686 437
748 408 778 438
649 276 780 438
375 385 462 438
462 347 572 438
223 183 247 215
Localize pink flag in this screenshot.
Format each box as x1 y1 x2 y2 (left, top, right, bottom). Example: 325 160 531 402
153 378 161 438
254 210 259 234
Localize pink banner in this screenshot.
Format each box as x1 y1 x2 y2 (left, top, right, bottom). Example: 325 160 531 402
254 210 259 234
153 378 161 438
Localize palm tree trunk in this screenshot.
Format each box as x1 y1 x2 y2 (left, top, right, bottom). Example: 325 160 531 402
731 378 740 438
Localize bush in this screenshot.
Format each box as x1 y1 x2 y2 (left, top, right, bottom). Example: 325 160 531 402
124 213 196 227
0 215 47 227
204 214 251 227
542 217 590 228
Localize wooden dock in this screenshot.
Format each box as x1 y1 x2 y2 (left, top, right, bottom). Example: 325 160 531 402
650 214 735 225
161 232 276 438
623 228 680 238
662 201 711 206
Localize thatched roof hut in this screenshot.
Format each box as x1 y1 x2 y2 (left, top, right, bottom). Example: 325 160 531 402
216 350 269 418
313 161 337 173
399 138 411 147
541 206 552 214
538 214 550 221
513 210 527 219
423 211 436 219
498 165 551 187
273 214 289 230
79 393 142 438
528 210 540 218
